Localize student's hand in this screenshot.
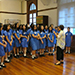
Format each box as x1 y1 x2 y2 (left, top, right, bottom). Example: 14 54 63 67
2 35 5 38
41 40 44 44
53 31 55 34
19 40 21 43
4 44 6 47
51 41 53 43
40 37 42 40
18 38 20 40
27 39 29 42
10 42 12 46
5 42 7 45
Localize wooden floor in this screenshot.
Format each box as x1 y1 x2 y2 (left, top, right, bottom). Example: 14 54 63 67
0 52 75 75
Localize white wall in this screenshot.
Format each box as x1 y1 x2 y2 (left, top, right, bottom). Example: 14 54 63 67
0 0 27 24
38 0 57 27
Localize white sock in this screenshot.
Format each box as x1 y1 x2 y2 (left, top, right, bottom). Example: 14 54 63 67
8 55 10 57
1 62 3 65
40 53 42 55
15 54 17 56
32 55 34 58
5 58 9 62
24 54 26 56
33 54 36 57
17 53 19 55
68 50 70 53
66 50 67 52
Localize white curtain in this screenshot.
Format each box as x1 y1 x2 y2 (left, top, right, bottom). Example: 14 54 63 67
58 0 75 34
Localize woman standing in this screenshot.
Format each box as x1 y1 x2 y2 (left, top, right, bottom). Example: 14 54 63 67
53 25 65 65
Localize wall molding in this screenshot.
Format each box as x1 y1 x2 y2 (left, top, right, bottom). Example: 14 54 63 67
0 11 27 15
0 7 57 15
37 7 57 12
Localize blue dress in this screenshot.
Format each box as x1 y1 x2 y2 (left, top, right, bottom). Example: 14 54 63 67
9 29 13 50
30 30 39 50
21 30 28 48
44 29 48 46
0 31 5 56
13 30 20 47
65 31 73 47
47 32 54 47
39 31 46 49
52 28 57 44
4 31 11 52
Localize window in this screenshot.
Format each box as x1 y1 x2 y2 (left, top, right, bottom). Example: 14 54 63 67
29 3 36 25
58 0 75 34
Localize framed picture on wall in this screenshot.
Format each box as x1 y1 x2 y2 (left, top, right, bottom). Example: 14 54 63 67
4 19 21 25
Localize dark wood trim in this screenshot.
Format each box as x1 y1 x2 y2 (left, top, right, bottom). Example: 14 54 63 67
37 7 57 12
0 11 27 15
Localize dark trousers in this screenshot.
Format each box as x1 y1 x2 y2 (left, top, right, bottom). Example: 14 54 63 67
57 46 64 61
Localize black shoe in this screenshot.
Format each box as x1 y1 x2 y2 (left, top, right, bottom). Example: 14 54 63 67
23 56 29 58
65 52 68 54
0 66 3 69
42 54 45 57
51 53 54 56
17 55 21 58
34 56 38 59
19 51 21 54
61 62 64 64
14 55 18 58
48 53 51 56
0 64 6 68
55 63 61 65
39 55 42 57
8 57 12 59
32 58 35 60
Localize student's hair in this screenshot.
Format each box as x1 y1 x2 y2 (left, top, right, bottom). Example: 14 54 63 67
19 24 23 29
22 25 27 32
40 25 44 32
6 24 10 32
67 27 70 29
32 25 37 31
3 24 7 30
49 26 52 33
0 23 2 35
59 25 64 30
50 24 54 27
15 22 19 29
55 26 58 28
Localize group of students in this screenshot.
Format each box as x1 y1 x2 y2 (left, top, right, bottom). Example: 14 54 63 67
0 22 73 69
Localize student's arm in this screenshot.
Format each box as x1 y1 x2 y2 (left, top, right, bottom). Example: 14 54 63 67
20 34 28 39
53 31 62 38
2 40 7 45
32 34 38 39
6 36 12 46
27 35 29 42
14 33 20 40
0 42 6 47
42 35 46 39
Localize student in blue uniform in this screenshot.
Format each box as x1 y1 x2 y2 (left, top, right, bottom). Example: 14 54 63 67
39 25 46 57
65 27 73 54
47 26 54 55
5 24 13 59
44 25 48 52
30 25 39 59
0 23 7 69
19 25 23 54
50 24 57 52
13 22 21 58
3 25 10 63
20 25 29 58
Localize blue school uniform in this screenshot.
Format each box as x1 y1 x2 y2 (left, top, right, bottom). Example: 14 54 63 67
4 30 11 52
30 30 39 50
13 30 20 47
65 31 73 47
44 29 48 46
21 30 28 48
9 29 13 50
47 32 54 47
52 28 57 44
0 34 5 56
39 31 46 49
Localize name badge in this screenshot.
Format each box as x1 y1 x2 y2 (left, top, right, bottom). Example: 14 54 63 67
66 34 68 35
24 32 26 34
41 32 42 34
0 35 2 37
45 31 47 33
34 32 36 34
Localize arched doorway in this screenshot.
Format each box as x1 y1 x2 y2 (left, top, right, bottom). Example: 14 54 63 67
29 3 36 25
27 0 37 25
